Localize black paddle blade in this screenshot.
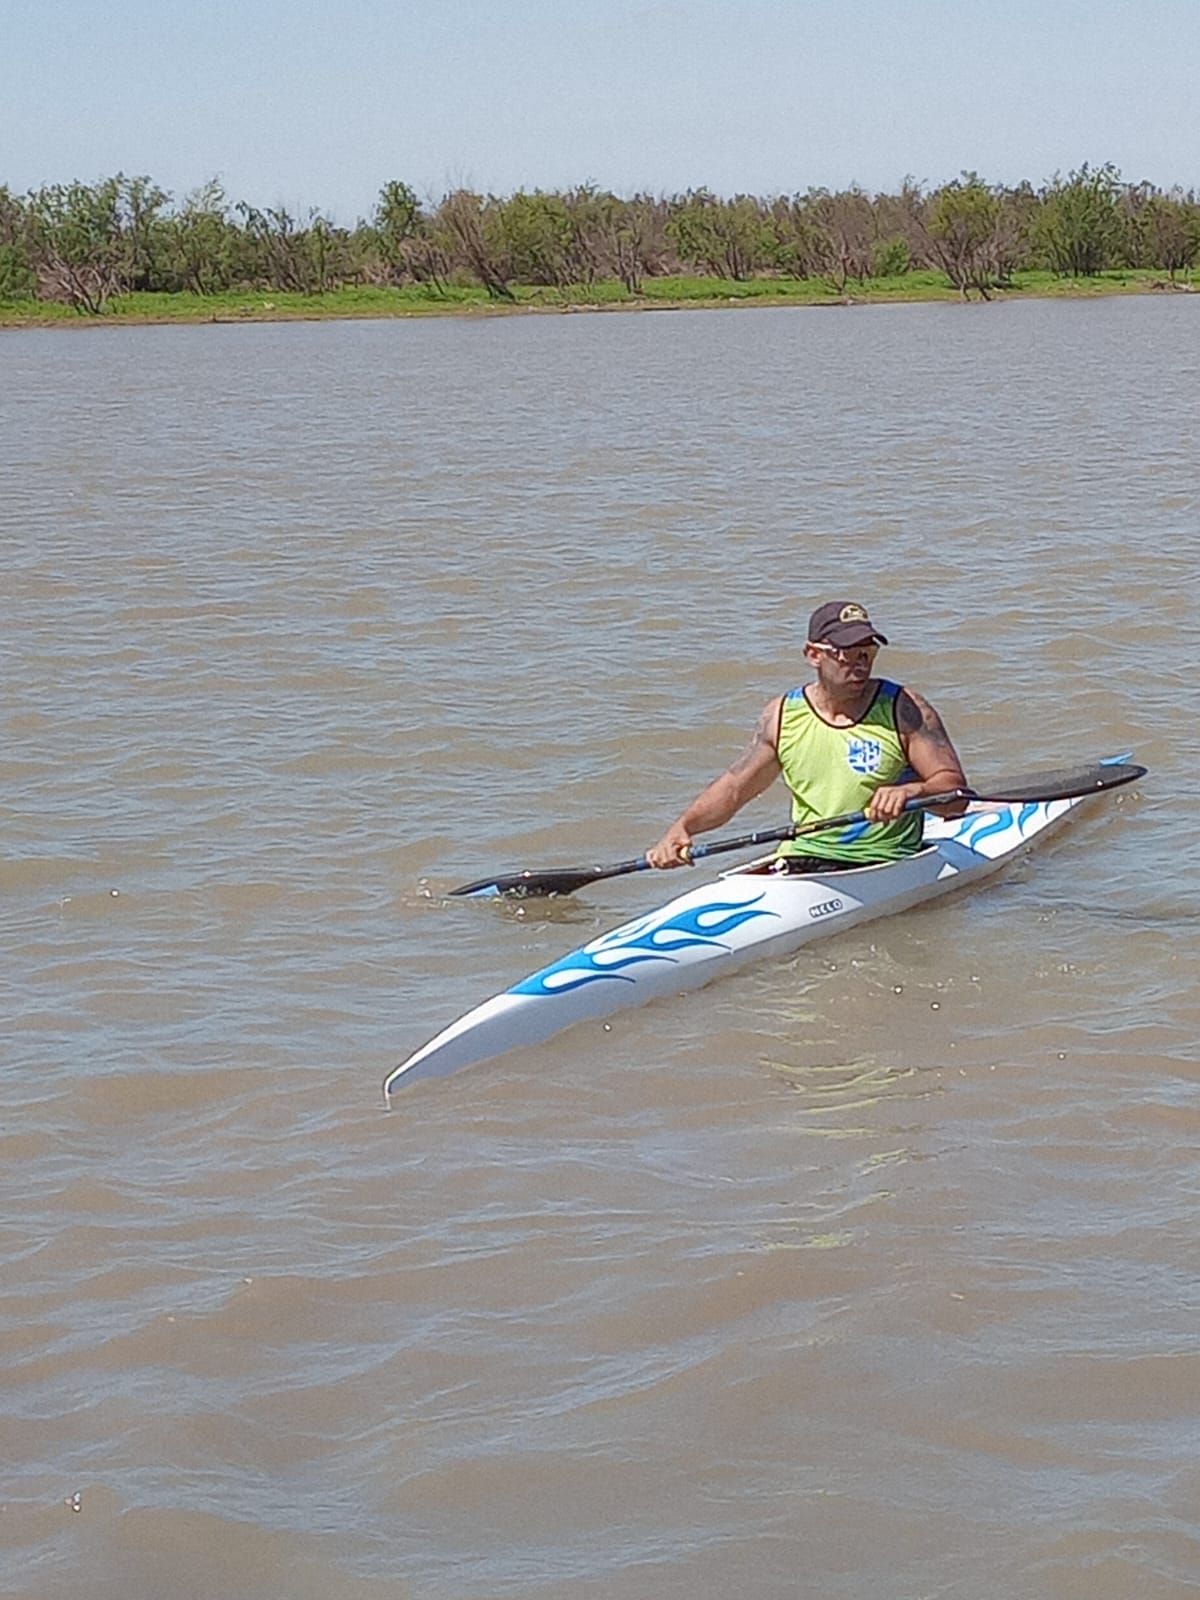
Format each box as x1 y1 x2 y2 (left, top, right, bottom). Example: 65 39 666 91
449 858 647 899
972 761 1146 803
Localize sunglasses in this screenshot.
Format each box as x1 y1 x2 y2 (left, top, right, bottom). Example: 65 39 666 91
810 640 880 662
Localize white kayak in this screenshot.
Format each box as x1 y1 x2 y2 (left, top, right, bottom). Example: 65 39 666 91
385 781 1124 1096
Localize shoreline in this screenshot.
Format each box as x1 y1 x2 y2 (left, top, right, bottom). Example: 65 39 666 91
2 270 1196 331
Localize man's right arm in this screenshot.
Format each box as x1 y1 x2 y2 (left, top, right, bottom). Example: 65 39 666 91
646 698 783 868
867 687 969 821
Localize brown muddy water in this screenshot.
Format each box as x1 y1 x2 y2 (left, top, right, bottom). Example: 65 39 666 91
2 298 1197 1599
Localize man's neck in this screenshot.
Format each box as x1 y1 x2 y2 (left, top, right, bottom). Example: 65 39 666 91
808 677 878 725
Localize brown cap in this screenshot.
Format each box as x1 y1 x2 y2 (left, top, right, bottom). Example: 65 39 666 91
807 600 889 649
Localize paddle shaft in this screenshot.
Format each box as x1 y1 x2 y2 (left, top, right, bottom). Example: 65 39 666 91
681 788 964 864
450 789 964 897
447 760 1145 898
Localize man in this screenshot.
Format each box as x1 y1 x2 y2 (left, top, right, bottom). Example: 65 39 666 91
646 601 969 873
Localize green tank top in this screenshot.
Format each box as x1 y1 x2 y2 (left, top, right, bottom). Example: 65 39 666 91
774 678 923 862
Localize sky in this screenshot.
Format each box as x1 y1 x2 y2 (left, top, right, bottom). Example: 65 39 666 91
4 0 1198 224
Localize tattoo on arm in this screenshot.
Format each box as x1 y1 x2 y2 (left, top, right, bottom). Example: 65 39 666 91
897 689 955 754
896 684 966 771
728 702 779 775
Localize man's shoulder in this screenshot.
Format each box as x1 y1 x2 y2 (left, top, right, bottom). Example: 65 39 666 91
892 684 946 736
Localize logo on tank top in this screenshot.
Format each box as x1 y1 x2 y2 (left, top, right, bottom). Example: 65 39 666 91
847 736 882 775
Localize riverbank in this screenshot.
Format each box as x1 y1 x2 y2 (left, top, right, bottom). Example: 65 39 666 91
2 268 1196 328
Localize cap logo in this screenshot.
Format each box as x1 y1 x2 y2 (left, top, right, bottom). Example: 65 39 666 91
839 604 868 624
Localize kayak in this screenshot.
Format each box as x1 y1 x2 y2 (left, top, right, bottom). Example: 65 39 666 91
384 776 1128 1096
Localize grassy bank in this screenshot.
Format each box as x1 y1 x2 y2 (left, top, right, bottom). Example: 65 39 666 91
2 269 1196 329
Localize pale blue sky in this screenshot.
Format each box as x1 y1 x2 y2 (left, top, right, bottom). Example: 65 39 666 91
4 0 1197 224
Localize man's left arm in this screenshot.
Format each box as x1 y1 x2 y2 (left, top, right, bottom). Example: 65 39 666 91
867 688 969 821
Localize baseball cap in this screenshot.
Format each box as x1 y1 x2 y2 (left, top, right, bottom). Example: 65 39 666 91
807 600 889 649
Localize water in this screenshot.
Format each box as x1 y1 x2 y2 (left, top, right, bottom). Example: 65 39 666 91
2 298 1197 1598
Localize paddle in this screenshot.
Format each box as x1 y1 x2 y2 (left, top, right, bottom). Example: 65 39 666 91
448 759 1146 898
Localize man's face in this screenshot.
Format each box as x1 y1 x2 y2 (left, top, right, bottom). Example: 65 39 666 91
807 639 880 687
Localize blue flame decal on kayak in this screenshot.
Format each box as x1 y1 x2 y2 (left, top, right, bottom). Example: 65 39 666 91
957 810 1013 849
511 894 780 996
942 801 1055 852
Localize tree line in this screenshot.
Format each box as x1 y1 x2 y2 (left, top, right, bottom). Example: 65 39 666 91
2 165 1198 313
